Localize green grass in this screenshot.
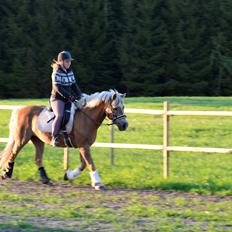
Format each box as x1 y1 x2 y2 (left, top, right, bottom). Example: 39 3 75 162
0 181 231 231
1 97 232 194
1 96 232 231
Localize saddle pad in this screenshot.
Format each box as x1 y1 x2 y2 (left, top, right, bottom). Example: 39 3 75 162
38 103 77 134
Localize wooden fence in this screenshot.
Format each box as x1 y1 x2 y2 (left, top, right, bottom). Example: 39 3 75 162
1 102 232 179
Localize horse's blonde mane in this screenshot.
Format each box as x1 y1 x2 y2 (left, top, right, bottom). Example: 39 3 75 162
83 89 120 108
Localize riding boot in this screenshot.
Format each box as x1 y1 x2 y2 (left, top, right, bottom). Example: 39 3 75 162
52 136 59 147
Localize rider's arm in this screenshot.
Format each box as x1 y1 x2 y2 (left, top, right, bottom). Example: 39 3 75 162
69 72 82 100
71 83 82 100
53 84 70 99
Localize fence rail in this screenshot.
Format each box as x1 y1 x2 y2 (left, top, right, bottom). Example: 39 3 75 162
1 103 232 178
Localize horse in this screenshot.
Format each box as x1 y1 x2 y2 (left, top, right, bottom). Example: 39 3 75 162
0 90 128 190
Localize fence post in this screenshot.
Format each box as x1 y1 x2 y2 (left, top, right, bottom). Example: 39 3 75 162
163 101 170 178
110 124 115 165
64 147 69 170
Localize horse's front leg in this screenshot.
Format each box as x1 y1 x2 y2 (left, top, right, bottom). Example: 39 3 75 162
79 146 105 190
64 146 105 190
66 146 104 190
64 152 86 180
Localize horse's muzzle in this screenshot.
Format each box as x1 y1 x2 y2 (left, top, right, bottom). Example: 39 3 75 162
116 119 128 131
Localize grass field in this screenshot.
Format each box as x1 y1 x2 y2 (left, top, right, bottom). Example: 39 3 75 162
0 97 232 231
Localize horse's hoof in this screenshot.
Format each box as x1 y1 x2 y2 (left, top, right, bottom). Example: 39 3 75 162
95 185 106 190
1 173 10 180
64 173 68 181
41 179 53 186
92 183 106 191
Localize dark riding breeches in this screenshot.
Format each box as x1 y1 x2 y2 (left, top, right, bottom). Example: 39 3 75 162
50 98 65 137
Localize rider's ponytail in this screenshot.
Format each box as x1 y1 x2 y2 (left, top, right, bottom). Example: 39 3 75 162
51 59 59 71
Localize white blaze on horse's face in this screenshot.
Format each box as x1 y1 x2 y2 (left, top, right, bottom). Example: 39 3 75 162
106 92 128 131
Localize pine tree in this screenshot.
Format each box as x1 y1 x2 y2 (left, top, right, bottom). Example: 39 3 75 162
1 0 232 97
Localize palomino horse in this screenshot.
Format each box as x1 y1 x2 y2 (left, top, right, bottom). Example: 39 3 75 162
0 90 128 190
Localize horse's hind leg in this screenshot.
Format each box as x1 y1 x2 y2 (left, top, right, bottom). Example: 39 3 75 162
31 136 51 185
2 141 27 179
31 136 44 168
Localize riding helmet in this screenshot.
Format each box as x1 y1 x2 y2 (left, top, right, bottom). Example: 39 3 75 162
57 51 74 62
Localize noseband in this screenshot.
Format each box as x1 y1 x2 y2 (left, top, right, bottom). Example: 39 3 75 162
106 105 127 126
107 114 127 126
76 98 127 127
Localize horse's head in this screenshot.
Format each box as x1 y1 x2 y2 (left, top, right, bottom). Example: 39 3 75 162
105 91 128 131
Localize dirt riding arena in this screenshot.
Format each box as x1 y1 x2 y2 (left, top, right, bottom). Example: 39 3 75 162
0 179 232 231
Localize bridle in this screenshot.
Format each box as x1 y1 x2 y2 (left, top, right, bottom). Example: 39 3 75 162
74 97 127 127
105 104 127 126
74 94 127 127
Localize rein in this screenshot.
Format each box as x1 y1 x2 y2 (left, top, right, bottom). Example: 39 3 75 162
73 99 127 127
76 107 126 127
73 101 105 127
79 108 102 127
79 108 126 127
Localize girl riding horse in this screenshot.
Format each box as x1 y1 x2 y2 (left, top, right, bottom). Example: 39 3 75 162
50 51 82 147
0 89 128 190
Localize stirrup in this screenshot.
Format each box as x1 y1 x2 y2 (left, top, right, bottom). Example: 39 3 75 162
62 131 74 147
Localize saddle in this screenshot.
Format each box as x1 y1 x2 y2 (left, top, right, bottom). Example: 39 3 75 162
38 101 78 147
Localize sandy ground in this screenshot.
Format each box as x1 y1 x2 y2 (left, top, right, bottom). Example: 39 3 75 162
0 179 232 231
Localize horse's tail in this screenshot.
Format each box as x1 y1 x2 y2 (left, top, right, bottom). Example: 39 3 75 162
0 109 18 171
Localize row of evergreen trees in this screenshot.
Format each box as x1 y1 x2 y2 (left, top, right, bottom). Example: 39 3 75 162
0 0 232 98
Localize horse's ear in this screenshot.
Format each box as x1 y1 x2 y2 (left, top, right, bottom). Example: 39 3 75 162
112 93 117 101
121 93 126 98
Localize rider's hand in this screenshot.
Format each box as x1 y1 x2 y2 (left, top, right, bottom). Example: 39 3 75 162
69 95 77 102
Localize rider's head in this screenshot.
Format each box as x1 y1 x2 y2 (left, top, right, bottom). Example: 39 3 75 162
57 51 74 70
51 51 74 71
